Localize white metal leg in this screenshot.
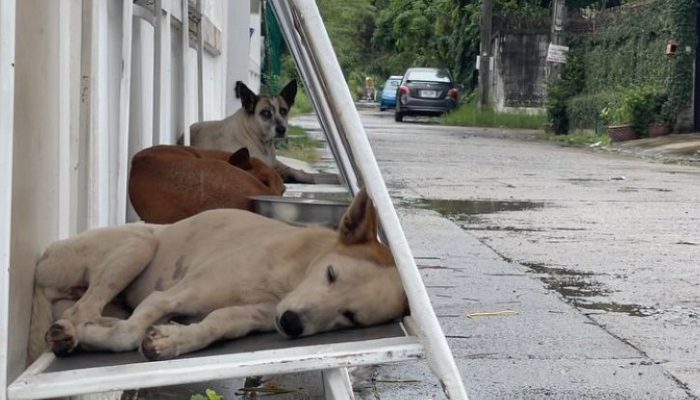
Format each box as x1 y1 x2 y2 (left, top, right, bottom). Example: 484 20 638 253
271 1 358 189
271 1 469 398
322 368 355 400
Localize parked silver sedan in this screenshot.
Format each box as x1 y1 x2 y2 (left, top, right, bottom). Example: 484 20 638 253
394 68 459 122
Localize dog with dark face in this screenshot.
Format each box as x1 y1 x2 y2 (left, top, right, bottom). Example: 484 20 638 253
188 80 325 184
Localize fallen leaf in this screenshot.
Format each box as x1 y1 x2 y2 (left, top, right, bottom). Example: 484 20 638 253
467 310 519 318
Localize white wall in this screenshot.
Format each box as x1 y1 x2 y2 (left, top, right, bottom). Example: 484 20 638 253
249 1 262 92
226 0 251 114
9 0 64 384
0 0 16 395
2 0 258 392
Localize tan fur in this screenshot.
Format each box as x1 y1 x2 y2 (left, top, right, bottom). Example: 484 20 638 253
188 80 333 184
28 189 406 362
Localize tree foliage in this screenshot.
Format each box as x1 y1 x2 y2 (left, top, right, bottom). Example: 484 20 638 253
313 0 557 95
317 0 484 92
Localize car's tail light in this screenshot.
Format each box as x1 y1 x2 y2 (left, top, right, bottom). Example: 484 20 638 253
447 88 459 101
399 85 410 105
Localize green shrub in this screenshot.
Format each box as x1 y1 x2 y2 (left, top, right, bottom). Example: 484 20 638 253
545 49 585 134
622 85 666 136
545 83 571 134
441 102 546 129
567 90 624 131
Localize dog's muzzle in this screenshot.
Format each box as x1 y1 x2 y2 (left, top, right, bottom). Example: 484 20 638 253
275 125 287 139
278 310 304 338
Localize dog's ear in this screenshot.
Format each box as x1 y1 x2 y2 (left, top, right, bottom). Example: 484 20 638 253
338 188 378 245
235 81 257 114
279 80 297 108
228 148 253 170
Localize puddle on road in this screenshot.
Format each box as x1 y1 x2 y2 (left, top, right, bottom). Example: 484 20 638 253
573 301 656 317
522 262 608 298
409 198 654 317
409 199 545 223
521 262 655 317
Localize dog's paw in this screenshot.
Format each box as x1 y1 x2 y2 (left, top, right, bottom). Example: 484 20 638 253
140 325 180 361
45 320 78 356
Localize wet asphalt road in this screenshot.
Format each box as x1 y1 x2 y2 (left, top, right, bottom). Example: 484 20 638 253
293 110 700 399
139 110 698 399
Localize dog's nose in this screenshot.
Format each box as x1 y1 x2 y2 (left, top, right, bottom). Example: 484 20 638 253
279 310 303 337
275 125 286 137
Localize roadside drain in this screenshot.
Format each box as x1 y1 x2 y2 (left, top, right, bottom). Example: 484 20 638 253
521 262 655 317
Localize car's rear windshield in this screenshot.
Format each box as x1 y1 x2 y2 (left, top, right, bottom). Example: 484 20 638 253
384 80 400 90
406 70 451 83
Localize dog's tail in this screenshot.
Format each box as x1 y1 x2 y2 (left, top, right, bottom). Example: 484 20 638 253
27 285 52 364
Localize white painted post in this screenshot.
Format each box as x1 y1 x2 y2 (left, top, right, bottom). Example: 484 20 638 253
57 0 72 239
152 0 162 145
159 4 171 144
0 0 16 397
116 0 133 224
181 0 191 145
87 0 110 228
196 0 203 121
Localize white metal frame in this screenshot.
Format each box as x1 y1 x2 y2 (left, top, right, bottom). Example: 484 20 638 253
8 336 421 399
270 1 468 398
3 1 468 399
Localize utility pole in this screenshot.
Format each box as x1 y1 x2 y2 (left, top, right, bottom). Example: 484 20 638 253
479 0 493 108
547 0 566 83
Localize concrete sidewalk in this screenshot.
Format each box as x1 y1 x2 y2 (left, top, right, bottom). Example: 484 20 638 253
613 133 700 164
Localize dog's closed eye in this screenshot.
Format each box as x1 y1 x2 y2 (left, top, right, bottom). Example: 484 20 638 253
326 265 337 284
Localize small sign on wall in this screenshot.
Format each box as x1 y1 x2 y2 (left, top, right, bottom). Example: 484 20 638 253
546 44 569 64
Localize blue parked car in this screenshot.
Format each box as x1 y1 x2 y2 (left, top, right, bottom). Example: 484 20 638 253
379 75 403 111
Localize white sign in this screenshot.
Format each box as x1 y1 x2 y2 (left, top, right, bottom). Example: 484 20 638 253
547 44 569 64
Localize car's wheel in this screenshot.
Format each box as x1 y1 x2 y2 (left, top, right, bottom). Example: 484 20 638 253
394 112 404 122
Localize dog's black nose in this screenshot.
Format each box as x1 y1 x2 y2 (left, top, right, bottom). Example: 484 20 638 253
275 125 286 137
279 310 303 337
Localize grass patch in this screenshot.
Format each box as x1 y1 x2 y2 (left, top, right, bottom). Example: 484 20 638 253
539 130 611 147
290 88 313 117
276 125 321 163
441 103 546 129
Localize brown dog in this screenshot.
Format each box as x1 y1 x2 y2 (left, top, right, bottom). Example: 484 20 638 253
129 145 285 224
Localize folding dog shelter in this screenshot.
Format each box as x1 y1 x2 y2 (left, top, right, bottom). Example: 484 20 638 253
0 1 468 399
